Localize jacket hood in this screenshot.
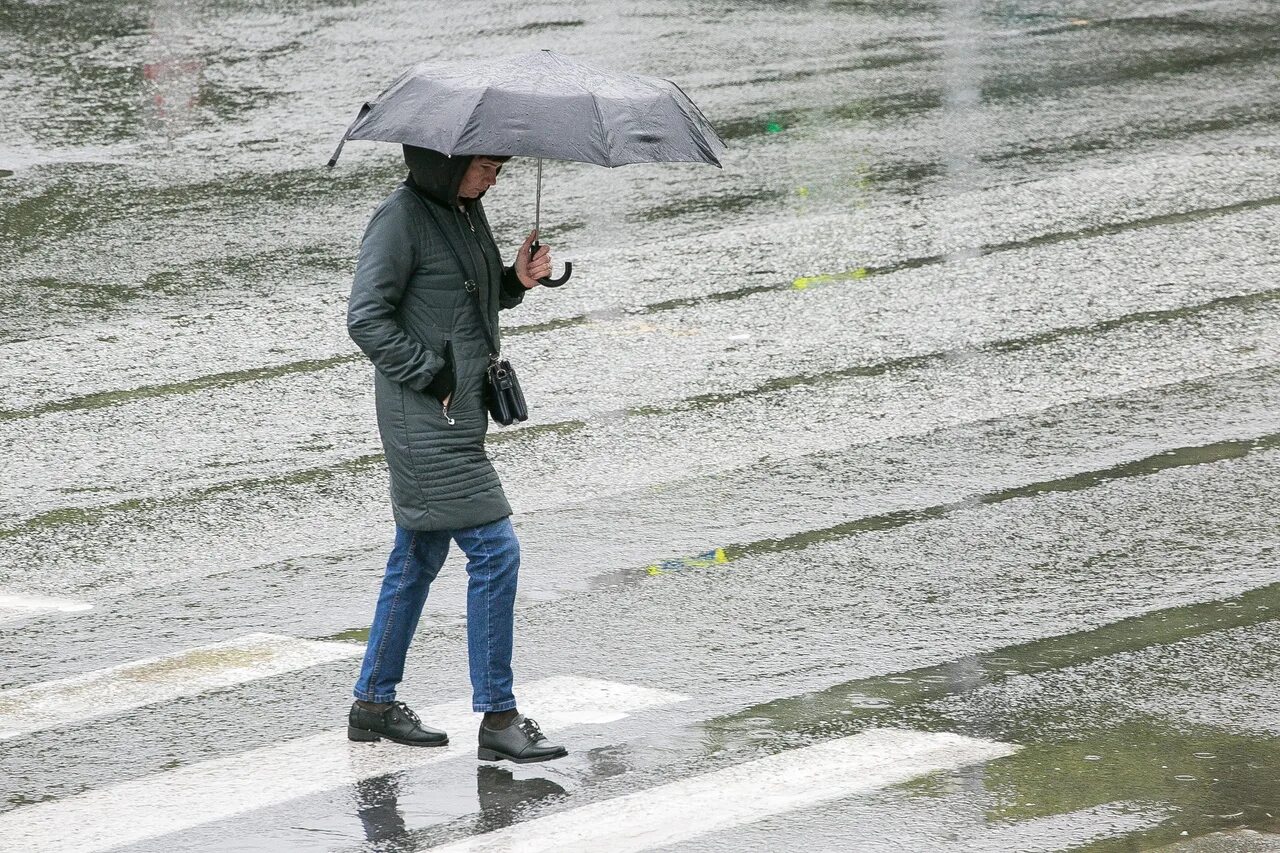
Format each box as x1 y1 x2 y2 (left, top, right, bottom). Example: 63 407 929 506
403 144 483 207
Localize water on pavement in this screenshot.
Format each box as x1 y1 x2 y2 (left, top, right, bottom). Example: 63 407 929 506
3 0 1280 850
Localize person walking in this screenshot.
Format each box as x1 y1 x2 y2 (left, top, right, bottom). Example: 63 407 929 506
344 144 567 764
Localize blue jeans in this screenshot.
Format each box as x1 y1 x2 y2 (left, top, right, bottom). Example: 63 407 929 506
353 515 520 712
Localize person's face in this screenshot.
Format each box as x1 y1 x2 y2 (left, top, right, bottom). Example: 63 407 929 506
458 156 504 200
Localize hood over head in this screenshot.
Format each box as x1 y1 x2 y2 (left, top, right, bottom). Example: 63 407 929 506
403 144 474 207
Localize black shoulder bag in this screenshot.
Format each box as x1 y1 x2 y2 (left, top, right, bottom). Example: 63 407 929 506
463 277 529 427
415 191 530 427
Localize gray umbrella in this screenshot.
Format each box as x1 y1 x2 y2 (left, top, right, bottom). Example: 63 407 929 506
328 49 727 285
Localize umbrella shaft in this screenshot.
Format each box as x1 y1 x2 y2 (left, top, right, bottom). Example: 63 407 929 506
535 157 542 236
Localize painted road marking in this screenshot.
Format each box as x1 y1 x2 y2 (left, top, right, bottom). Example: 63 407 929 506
0 633 362 742
0 592 92 622
425 728 1018 853
0 676 687 853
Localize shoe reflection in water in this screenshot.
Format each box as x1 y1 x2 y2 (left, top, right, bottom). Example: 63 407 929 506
355 773 413 849
475 765 566 832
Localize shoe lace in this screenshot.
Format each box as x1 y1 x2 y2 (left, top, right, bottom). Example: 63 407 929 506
391 701 421 726
518 716 546 742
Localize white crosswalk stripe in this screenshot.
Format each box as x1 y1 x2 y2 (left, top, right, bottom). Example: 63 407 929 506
0 592 92 624
424 728 1018 853
0 632 363 741
0 676 688 853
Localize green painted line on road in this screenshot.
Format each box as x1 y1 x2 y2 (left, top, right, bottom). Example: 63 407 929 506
8 192 1278 425
6 275 1280 540
636 193 1280 318
621 428 1278 587
704 26 1279 147
0 416 590 541
709 583 1280 740
784 194 1280 293
0 354 359 423
628 283 1280 417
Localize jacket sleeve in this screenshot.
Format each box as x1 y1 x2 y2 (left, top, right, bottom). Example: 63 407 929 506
347 200 446 391
499 264 526 310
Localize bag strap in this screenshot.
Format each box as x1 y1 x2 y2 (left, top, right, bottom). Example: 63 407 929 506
407 185 501 359
462 278 500 360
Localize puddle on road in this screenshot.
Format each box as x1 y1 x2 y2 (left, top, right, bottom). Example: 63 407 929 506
961 721 1280 851
705 581 1280 849
319 626 369 644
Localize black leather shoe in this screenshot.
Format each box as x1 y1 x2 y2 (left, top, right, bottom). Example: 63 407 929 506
348 700 449 747
477 714 567 763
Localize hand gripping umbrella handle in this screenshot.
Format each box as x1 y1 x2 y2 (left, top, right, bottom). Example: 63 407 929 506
530 240 572 287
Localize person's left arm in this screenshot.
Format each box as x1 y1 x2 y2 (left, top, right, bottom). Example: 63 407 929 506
499 265 527 310
500 230 552 310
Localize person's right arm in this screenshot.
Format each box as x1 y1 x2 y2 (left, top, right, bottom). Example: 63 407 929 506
346 200 446 392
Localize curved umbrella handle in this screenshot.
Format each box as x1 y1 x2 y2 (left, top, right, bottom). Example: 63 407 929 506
530 240 572 287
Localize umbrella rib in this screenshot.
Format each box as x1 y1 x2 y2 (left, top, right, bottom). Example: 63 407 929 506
450 84 492 156
588 93 616 167
668 79 729 152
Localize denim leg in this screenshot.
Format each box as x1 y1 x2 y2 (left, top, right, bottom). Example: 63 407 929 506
454 516 520 713
353 526 451 703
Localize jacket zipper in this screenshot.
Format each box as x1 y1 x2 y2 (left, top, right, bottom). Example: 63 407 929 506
451 205 499 392
457 204 494 339
441 340 457 426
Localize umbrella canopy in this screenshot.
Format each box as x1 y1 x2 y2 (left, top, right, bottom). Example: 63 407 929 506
328 49 726 168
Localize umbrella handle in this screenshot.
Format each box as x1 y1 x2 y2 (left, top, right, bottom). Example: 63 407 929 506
530 240 572 287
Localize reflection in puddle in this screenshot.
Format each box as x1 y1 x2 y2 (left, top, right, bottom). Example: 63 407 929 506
646 547 729 576
355 773 411 849
474 765 566 833
142 1 204 139
792 267 868 289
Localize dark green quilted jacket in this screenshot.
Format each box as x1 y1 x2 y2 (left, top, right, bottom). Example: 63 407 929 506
347 147 526 531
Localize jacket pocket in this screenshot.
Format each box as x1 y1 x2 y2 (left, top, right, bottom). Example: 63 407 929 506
424 338 456 403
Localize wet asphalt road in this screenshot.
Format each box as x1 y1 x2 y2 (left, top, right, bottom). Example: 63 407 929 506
4 0 1280 850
